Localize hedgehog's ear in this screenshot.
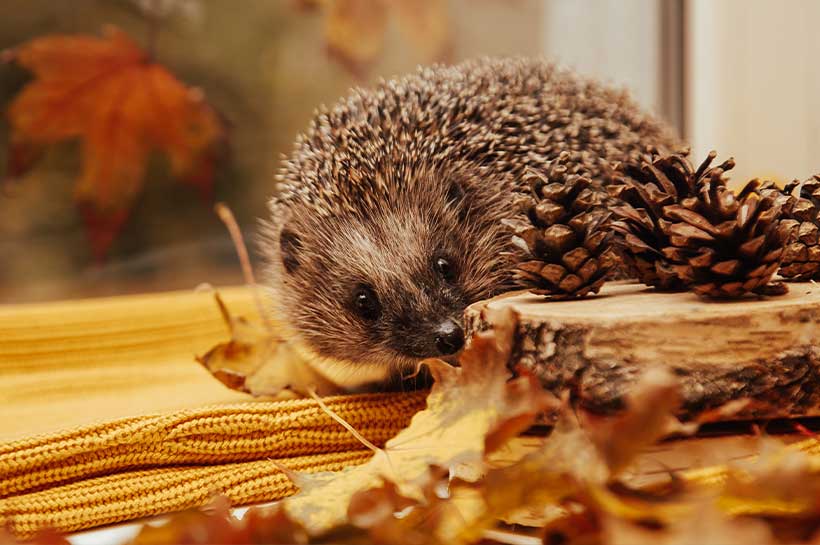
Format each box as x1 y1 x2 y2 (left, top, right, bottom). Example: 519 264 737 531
446 179 466 207
279 229 302 274
446 179 471 220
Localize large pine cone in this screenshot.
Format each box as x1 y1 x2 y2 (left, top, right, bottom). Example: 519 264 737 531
773 176 820 281
506 153 616 299
661 179 794 298
609 149 735 290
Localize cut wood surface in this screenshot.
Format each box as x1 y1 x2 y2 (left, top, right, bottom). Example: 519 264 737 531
465 281 820 420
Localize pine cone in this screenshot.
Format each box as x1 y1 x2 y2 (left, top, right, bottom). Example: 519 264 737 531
506 153 615 299
609 149 736 290
765 176 820 281
661 179 794 298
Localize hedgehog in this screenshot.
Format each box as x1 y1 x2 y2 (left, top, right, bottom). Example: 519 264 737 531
261 57 679 390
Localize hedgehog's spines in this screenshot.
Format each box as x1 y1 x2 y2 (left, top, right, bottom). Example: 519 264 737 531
272 57 678 220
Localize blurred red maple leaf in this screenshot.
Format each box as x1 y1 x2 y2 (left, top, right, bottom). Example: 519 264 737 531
4 25 224 260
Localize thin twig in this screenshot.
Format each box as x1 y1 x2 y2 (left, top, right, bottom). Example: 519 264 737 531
215 202 274 334
481 528 542 545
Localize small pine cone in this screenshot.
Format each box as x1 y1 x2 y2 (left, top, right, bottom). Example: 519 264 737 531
764 176 820 281
506 153 616 299
609 148 735 290
661 180 795 298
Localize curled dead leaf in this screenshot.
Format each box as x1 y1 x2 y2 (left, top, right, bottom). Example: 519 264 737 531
721 436 820 516
583 367 696 477
603 500 775 545
324 0 387 76
196 292 342 396
303 0 451 76
126 497 313 545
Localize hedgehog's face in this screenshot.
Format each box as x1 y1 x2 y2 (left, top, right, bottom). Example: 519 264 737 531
268 170 512 388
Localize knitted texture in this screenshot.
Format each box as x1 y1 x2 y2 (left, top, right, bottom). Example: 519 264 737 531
1 452 371 539
0 392 426 538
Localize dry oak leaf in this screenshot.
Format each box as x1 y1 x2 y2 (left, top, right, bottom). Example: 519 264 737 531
720 436 820 517
581 366 695 476
282 307 558 534
346 472 456 545
436 408 607 543
603 500 775 545
300 0 450 76
128 497 312 545
196 292 343 397
4 26 224 258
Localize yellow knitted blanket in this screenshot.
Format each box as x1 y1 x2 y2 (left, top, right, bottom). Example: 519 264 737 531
0 288 425 538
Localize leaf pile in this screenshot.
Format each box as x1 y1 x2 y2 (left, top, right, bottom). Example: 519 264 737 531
14 307 820 544
3 26 224 259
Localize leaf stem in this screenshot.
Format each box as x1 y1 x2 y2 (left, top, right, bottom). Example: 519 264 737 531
307 387 383 455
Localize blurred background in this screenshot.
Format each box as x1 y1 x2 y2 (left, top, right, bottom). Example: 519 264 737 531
0 0 816 303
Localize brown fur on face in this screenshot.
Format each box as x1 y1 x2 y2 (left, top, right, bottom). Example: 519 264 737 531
261 162 516 387
261 57 680 389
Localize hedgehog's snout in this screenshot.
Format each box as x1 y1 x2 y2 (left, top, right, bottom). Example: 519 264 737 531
433 319 465 356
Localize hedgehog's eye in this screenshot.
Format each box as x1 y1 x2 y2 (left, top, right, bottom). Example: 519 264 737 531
434 256 456 283
352 284 381 321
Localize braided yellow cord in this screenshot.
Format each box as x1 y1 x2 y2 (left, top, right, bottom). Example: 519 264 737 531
0 451 372 538
0 392 426 538
0 391 427 497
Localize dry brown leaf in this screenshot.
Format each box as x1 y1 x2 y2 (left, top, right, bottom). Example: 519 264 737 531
587 483 691 527
347 479 418 530
604 500 775 545
281 307 557 534
131 498 249 544
393 0 451 62
721 436 820 516
346 471 455 545
324 0 387 75
484 414 610 538
401 405 608 543
0 529 70 545
125 497 316 545
302 0 450 76
695 398 754 423
196 292 343 396
539 502 603 545
583 367 694 476
242 505 312 544
346 467 497 545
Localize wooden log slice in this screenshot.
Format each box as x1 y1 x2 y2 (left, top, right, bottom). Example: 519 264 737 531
464 281 820 421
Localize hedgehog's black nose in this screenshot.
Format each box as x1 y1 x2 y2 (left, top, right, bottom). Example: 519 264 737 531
434 320 465 356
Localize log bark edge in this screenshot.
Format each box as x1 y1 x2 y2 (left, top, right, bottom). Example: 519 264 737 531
464 282 820 421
